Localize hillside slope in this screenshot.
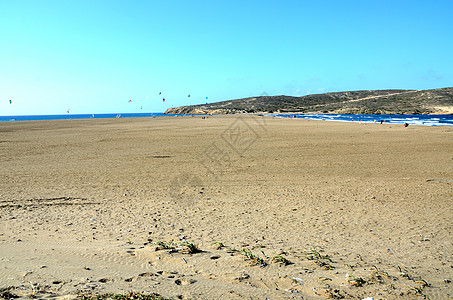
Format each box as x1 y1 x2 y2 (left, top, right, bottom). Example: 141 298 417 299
165 87 453 115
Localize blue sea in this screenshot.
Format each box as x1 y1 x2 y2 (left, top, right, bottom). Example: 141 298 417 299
270 113 453 127
0 113 188 122
0 112 452 127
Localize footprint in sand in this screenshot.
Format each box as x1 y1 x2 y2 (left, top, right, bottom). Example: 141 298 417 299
175 278 197 286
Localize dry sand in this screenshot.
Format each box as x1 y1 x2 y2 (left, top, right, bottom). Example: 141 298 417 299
0 115 452 299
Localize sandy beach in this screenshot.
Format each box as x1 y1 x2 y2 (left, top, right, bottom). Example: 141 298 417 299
1 115 452 299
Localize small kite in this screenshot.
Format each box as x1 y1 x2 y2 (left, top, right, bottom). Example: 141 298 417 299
162 98 165 102
9 99 12 104
67 108 70 113
206 96 208 100
140 106 143 110
128 99 132 103
159 92 162 95
188 94 190 97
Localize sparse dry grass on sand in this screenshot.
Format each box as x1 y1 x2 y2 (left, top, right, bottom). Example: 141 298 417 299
0 115 452 299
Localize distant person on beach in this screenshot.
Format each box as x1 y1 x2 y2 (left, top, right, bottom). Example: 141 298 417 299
380 120 383 124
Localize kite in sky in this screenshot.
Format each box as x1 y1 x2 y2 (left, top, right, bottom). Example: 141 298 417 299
162 98 165 102
67 108 70 113
9 99 12 104
128 99 132 102
188 94 190 97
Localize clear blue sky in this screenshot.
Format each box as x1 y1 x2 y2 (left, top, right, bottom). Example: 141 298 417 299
1 0 452 115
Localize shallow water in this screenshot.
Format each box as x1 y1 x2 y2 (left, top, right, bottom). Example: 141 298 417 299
270 113 453 126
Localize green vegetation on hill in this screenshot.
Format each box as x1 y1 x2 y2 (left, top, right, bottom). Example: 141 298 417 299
165 87 453 115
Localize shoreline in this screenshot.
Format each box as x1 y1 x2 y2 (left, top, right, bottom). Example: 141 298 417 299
1 112 452 127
